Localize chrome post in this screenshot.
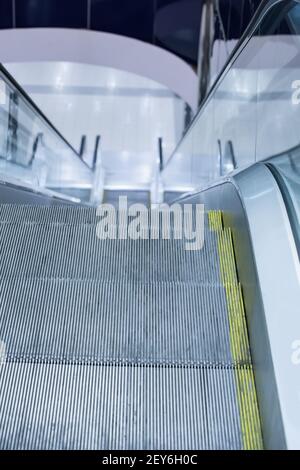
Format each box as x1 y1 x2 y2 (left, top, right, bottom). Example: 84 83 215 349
90 135 105 204
151 137 164 204
197 0 215 106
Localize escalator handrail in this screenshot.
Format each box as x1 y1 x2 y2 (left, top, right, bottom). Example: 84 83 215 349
265 161 300 260
0 63 91 170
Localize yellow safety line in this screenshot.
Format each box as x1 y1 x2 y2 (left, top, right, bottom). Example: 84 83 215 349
209 210 263 450
208 210 223 231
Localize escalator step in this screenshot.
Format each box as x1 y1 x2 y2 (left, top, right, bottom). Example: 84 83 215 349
0 223 221 282
0 205 263 449
1 279 247 365
0 204 208 226
0 362 243 450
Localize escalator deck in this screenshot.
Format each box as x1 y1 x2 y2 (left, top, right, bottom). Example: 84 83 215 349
0 205 263 449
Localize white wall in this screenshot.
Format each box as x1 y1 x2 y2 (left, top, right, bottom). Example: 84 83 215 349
0 28 198 112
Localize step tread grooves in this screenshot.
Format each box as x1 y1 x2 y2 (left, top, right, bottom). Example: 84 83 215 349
1 280 246 365
0 204 261 450
0 363 242 450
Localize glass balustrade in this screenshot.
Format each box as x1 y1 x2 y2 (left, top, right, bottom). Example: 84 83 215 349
0 64 93 202
162 0 300 194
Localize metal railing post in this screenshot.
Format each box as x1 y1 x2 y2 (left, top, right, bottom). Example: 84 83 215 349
90 135 105 204
197 0 215 106
151 137 164 204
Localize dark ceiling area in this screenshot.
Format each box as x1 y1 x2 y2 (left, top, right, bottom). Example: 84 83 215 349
0 0 262 65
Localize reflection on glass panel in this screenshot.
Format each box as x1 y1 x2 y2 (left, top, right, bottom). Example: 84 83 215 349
163 95 215 191
162 127 194 192
5 62 189 192
163 10 260 192
213 37 259 171
257 1 300 253
163 0 300 195
191 100 215 184
0 66 92 201
256 1 300 161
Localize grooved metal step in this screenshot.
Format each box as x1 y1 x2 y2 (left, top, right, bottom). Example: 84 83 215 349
0 204 208 226
0 363 242 450
0 204 101 224
0 204 262 450
0 223 220 282
1 279 239 365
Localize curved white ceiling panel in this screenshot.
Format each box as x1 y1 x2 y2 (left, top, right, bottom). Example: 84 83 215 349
0 28 198 111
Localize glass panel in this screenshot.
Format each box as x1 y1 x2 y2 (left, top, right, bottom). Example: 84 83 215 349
256 1 300 160
162 2 261 191
256 1 300 252
268 147 300 231
212 36 259 170
0 66 92 201
5 62 189 193
163 0 300 194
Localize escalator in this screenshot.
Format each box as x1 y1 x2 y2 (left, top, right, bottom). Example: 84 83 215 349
0 205 262 449
1 0 300 450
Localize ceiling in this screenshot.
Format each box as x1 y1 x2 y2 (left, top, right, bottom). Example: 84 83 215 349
0 0 262 65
